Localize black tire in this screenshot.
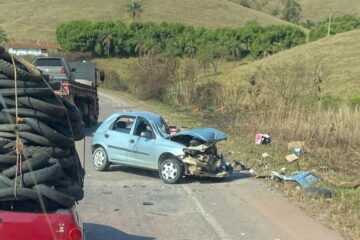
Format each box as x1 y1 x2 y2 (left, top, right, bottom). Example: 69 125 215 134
159 158 183 184
57 183 84 201
18 96 66 118
0 97 22 109
0 132 16 138
0 123 33 132
92 146 110 171
19 132 54 147
0 80 60 89
2 139 29 148
21 163 64 187
0 87 53 97
0 155 17 165
33 184 75 208
25 118 74 148
61 98 82 122
4 108 60 123
0 59 44 82
2 153 50 178
0 174 15 187
22 146 71 158
0 187 40 202
0 112 15 124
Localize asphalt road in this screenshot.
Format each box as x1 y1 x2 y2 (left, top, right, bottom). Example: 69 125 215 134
76 90 343 240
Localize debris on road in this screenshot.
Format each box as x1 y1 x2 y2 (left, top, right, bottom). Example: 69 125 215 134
143 201 154 206
255 133 271 145
292 172 319 188
285 154 299 162
305 187 333 199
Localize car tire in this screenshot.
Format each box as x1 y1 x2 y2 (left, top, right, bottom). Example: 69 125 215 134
159 158 183 184
92 146 110 171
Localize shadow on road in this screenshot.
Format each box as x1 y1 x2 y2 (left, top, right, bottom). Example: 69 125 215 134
84 223 155 240
107 165 253 184
108 165 159 179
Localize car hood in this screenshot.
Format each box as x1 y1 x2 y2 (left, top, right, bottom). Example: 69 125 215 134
174 128 227 143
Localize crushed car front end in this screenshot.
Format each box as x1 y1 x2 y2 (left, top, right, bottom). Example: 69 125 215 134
169 128 233 179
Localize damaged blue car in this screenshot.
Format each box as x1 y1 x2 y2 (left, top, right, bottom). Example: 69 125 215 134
92 112 232 183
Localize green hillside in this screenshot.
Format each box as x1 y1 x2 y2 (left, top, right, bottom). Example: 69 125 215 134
0 0 290 42
220 29 360 98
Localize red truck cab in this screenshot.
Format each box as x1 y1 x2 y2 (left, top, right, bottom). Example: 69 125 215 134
0 206 84 240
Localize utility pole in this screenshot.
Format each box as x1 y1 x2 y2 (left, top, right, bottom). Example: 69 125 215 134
327 10 333 37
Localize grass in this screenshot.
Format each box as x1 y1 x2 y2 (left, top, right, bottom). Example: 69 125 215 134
218 29 360 99
0 0 290 42
230 0 360 22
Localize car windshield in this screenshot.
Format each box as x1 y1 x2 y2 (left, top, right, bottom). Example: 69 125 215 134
154 117 170 137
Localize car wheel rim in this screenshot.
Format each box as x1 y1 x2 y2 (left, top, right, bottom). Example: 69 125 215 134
93 150 105 167
161 162 178 180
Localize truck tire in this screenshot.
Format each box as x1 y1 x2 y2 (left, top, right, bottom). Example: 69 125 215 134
25 118 75 148
61 98 82 122
33 184 75 208
0 112 15 124
0 187 40 202
2 153 50 178
22 146 71 158
0 80 59 89
0 59 44 82
4 108 60 123
18 132 54 147
18 96 66 118
0 124 33 132
0 87 53 97
21 163 63 187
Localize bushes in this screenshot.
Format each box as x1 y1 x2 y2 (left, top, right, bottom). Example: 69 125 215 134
309 16 360 41
56 20 306 60
129 56 178 101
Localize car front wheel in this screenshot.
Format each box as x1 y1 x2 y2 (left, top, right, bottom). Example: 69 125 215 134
159 158 183 184
92 146 110 171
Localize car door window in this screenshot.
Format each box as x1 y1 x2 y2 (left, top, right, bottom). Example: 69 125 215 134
133 117 154 138
111 116 135 134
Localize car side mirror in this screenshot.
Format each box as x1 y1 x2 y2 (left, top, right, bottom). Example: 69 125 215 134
99 70 105 82
140 131 152 138
71 68 76 72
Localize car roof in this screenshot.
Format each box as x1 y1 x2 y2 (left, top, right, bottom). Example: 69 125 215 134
113 111 162 124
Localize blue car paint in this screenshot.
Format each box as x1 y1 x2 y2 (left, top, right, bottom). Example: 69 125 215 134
92 112 226 170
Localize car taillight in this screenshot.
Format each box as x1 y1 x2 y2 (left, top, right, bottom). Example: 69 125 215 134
68 225 82 240
61 67 68 74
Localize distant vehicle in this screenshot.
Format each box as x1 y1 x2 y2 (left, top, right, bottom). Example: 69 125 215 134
92 112 232 183
0 207 84 240
33 57 105 126
33 57 76 82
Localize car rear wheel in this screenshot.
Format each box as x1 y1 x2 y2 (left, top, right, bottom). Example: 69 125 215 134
159 158 183 184
92 147 110 171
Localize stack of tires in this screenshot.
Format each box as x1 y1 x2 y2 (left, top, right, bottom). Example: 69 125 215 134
0 45 84 211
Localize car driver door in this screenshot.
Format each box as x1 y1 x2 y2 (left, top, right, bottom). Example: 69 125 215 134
127 117 157 169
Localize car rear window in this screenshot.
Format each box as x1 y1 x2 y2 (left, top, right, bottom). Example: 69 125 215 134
34 58 63 67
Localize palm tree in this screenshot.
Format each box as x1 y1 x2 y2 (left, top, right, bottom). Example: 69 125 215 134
127 1 143 21
0 27 9 44
101 33 116 57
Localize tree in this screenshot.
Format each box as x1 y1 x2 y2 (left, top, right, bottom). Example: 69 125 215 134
127 1 143 21
0 27 9 43
282 0 302 23
197 43 226 73
102 33 116 57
